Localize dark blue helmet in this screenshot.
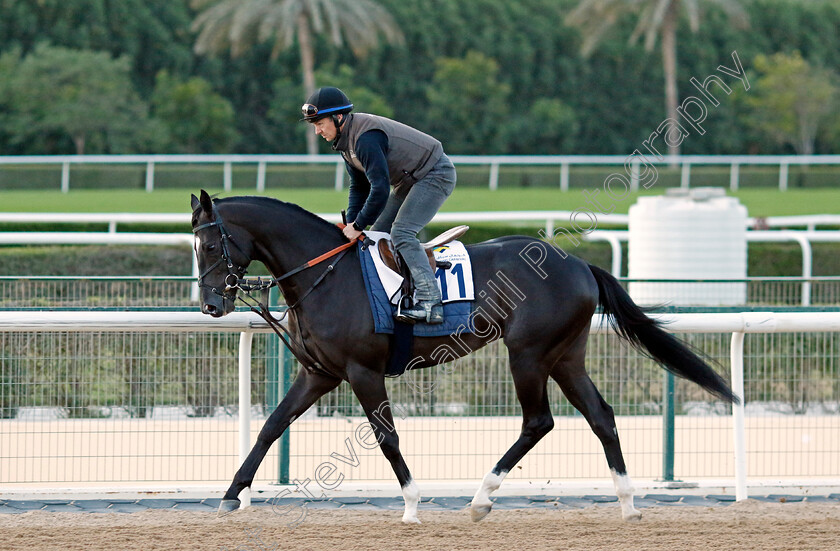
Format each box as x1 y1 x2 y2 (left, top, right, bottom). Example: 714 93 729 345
301 87 354 122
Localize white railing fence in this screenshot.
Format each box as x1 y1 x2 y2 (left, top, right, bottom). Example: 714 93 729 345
1 311 839 504
2 154 839 193
0 232 200 301
585 230 840 301
3 211 839 236
4 222 838 303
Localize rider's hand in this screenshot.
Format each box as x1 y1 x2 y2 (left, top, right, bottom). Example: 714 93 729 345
342 224 363 241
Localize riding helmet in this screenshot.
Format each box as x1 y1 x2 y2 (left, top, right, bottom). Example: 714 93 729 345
300 87 354 122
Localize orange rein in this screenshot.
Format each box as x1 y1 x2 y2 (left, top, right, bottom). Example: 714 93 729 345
304 224 365 268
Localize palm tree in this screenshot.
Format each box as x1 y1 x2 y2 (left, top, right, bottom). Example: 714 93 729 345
191 0 404 154
566 0 747 157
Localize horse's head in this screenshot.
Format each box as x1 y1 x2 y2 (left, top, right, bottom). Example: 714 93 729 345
191 190 251 317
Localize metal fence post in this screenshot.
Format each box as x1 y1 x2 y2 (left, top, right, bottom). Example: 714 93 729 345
560 162 569 192
779 162 789 191
277 338 292 485
238 331 253 508
335 160 345 191
630 159 640 192
662 371 675 482
224 161 233 192
257 161 267 192
61 161 70 193
680 162 691 189
145 161 155 192
489 162 500 191
266 288 292 484
730 162 740 192
730 331 747 501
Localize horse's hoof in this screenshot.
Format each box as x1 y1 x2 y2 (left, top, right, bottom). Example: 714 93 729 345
470 502 493 522
402 514 421 524
623 508 642 522
218 498 241 516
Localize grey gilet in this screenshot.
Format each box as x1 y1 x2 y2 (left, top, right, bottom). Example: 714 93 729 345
333 113 444 193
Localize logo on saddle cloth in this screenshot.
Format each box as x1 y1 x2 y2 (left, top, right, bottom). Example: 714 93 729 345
366 228 474 305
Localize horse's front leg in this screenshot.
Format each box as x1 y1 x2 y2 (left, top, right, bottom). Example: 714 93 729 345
219 368 341 515
346 364 420 524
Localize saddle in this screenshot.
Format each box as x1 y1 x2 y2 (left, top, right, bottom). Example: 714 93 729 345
376 225 469 275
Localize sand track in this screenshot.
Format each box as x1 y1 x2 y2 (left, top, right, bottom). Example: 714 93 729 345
3 500 840 551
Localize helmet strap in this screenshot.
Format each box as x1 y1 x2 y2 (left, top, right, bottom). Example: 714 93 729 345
330 114 345 147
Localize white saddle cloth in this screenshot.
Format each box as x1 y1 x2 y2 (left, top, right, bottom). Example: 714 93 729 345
364 230 475 306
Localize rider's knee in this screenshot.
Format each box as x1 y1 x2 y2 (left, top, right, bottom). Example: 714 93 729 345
389 224 418 249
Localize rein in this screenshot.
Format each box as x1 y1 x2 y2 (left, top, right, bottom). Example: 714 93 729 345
233 232 362 301
193 209 366 371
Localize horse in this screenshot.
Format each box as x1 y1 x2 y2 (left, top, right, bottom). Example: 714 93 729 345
190 189 737 524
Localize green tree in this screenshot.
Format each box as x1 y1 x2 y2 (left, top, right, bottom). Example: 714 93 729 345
565 0 748 157
0 0 194 96
151 70 240 153
742 51 839 156
191 0 403 155
0 44 162 154
503 98 579 155
426 51 511 155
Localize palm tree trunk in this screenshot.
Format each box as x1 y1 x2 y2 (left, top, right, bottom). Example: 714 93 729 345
297 13 318 155
73 134 86 155
661 2 680 161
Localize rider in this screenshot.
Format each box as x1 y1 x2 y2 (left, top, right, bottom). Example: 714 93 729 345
301 86 456 325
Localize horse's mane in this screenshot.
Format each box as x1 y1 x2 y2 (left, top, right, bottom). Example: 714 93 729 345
214 195 343 237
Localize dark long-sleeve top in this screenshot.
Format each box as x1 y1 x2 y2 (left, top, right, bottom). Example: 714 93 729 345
345 129 390 229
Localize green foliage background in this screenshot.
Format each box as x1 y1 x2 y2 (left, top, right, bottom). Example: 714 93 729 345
0 0 839 155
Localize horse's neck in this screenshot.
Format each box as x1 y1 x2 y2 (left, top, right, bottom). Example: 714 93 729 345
224 201 345 295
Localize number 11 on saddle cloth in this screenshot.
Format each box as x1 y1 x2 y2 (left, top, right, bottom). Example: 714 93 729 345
364 230 475 305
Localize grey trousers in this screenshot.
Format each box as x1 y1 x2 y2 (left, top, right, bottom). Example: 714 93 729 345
371 154 456 302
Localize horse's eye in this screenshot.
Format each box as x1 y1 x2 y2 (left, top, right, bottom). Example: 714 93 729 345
204 243 217 252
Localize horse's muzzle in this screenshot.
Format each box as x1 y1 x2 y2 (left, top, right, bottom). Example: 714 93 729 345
202 303 225 317
201 295 235 317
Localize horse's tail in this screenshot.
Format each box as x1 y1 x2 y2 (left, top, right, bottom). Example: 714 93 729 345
588 264 739 404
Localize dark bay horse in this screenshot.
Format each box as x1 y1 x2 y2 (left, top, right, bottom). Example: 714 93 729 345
191 190 737 523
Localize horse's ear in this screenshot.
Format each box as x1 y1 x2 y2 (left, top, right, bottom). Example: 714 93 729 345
199 189 215 218
190 194 200 213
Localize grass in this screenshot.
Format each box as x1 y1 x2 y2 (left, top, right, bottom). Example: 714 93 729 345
0 186 838 218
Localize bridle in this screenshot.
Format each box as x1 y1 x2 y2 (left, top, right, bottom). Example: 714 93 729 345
192 207 365 371
192 216 248 301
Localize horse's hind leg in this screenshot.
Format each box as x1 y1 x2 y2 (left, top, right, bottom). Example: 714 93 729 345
471 351 554 522
219 368 341 515
346 364 420 524
551 335 642 521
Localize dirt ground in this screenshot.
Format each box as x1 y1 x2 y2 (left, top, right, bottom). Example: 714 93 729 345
2 500 839 551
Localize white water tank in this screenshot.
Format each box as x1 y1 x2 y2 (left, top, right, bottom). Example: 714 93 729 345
628 187 747 306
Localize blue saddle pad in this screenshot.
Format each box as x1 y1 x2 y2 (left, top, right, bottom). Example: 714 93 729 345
358 242 473 337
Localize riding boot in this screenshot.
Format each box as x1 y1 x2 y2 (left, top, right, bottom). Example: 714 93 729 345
398 298 444 324
392 237 444 325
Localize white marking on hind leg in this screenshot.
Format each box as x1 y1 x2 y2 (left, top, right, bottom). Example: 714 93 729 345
401 479 421 524
471 470 508 522
611 469 642 521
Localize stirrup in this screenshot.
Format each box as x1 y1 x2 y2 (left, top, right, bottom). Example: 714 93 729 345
396 300 444 325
